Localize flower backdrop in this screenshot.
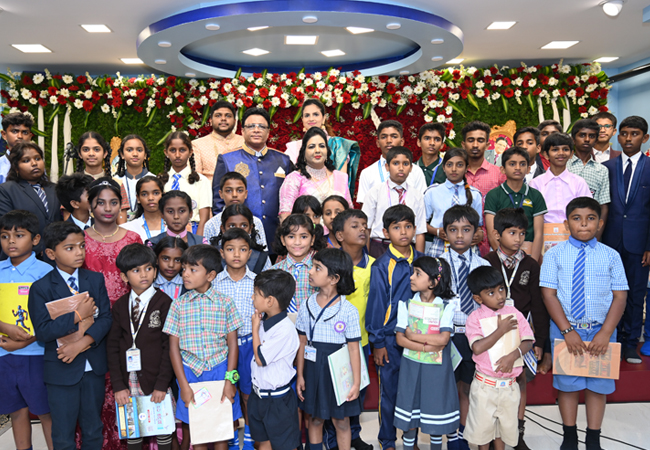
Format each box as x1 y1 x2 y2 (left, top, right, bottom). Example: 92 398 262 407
0 62 609 176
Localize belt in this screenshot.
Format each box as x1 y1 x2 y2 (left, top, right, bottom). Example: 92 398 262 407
454 325 466 334
475 372 516 388
253 382 292 398
238 334 253 346
570 322 599 330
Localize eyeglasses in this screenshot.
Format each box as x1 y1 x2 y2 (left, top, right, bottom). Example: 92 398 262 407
243 124 269 130
598 124 613 129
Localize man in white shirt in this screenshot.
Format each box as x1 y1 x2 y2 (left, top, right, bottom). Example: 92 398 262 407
356 120 426 203
592 111 621 163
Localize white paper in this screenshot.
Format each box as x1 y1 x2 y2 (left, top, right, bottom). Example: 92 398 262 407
479 314 523 372
188 380 234 445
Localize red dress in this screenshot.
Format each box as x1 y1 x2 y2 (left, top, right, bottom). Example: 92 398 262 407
82 230 142 450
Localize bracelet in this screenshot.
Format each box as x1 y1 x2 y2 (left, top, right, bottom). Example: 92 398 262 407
560 326 575 335
75 310 82 322
517 347 523 359
436 228 440 238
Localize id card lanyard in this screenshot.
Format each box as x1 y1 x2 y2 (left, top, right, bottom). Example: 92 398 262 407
501 260 520 306
308 295 341 345
127 297 150 372
143 218 166 240
378 159 387 183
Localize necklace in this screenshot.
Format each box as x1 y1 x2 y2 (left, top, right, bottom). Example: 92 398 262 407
306 165 328 181
92 225 120 242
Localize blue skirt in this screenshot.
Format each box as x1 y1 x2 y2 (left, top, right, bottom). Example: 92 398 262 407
299 341 362 420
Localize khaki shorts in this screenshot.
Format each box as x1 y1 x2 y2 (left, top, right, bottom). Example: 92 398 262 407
464 372 521 447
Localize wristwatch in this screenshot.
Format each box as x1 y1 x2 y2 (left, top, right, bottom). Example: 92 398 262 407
560 326 575 335
225 370 240 384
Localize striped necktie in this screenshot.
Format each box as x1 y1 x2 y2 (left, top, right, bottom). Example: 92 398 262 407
570 243 588 320
458 254 474 315
32 183 49 214
132 297 142 327
67 276 79 295
394 186 406 205
452 185 460 206
171 173 181 191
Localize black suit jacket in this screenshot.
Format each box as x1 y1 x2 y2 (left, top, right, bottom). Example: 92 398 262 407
0 179 62 256
28 268 112 385
532 154 546 178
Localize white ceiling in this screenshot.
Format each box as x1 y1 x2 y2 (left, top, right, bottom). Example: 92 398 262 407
1 0 649 76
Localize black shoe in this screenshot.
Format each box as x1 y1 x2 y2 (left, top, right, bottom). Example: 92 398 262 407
351 437 373 450
624 346 642 364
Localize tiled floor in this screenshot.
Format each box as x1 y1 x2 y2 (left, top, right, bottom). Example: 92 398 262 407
2 403 649 450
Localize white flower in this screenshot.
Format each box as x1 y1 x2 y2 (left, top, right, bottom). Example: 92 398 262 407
49 95 58 105
209 81 219 89
585 84 597 93
467 67 477 75
129 89 137 97
476 81 485 89
73 99 83 109
157 77 165 86
148 98 156 108
514 78 523 86
560 65 571 74
235 98 244 107
223 83 232 92
62 75 73 84
439 81 447 89
337 76 346 84
515 89 522 97
255 78 264 86
284 78 293 87
577 97 586 106
253 88 259 96
199 96 208 105
209 90 219 99
413 85 424 95
171 125 177 132
101 104 110 113
493 79 502 87
199 86 207 93
164 97 173 105
599 82 608 88
402 86 413 96
231 78 240 86
226 93 235 102
449 130 456 140
7 89 18 99
445 106 453 115
396 98 406 106
39 90 48 98
356 74 365 82
528 79 537 87
304 78 313 86
20 89 32 100
29 98 37 105
580 75 589 82
378 99 387 108
176 106 184 114
408 76 415 83
475 89 485 98
106 92 113 99
548 77 558 86
271 97 281 107
281 92 289 101
280 74 287 81
567 89 576 98
298 73 306 80
312 72 322 81
84 90 93 99
588 106 598 115
329 69 340 77
436 114 445 123
8 107 20 114
126 99 133 106
423 114 433 123
491 92 500 100
33 74 44 84
189 79 199 87
247 76 255 83
527 66 537 73
352 102 361 109
59 88 70 98
552 89 560 98
580 112 589 118
238 85 246 94
325 99 333 107
345 85 354 93
449 93 459 102
316 81 326 90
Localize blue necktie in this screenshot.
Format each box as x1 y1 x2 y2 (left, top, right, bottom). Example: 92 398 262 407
458 255 474 315
32 183 49 214
623 160 632 202
171 173 181 191
452 185 460 206
68 276 79 295
570 243 588 320
287 262 304 313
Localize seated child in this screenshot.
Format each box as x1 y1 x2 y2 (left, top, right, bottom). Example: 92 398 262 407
248 269 301 450
108 243 175 450
28 221 113 450
464 266 534 450
163 244 243 450
56 173 95 230
0 210 54 450
541 197 628 450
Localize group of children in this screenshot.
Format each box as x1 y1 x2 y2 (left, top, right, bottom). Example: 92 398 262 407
0 107 647 450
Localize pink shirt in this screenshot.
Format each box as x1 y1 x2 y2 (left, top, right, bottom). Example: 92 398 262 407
529 169 592 223
278 170 352 213
466 304 534 379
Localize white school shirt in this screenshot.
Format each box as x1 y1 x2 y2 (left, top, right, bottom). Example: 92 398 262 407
356 157 426 203
163 165 213 224
592 146 611 164
361 179 427 240
621 151 642 202
120 216 165 242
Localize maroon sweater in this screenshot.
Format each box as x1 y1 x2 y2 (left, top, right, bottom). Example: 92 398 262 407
106 289 174 395
485 251 550 348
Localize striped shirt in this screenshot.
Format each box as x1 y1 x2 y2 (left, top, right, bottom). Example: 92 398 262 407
566 155 611 205
154 273 184 301
214 267 256 337
272 250 318 312
296 294 361 344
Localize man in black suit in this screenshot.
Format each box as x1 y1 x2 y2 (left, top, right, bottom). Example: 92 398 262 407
29 221 112 450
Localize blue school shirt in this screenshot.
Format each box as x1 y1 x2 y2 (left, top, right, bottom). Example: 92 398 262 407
296 293 361 345
0 252 53 357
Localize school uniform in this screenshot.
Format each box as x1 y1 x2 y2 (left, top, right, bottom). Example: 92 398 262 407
356 156 427 204
540 238 628 394
603 153 650 351
0 179 62 257
120 215 165 243
393 294 460 436
529 169 592 223
439 249 491 385
28 267 112 450
114 169 152 221
146 230 207 248
366 245 423 449
163 166 213 232
484 182 547 243
296 293 362 420
249 311 301 450
66 213 93 230
416 156 445 187
154 272 186 301
204 211 268 249
272 250 317 312
523 154 547 184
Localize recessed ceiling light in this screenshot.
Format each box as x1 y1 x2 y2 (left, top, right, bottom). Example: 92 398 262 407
386 23 401 30
431 38 444 44
155 59 167 64
594 56 619 63
120 58 143 64
346 27 374 34
541 41 579 49
321 49 346 57
243 48 270 56
185 73 196 78
285 35 318 45
205 23 220 31
487 21 516 30
431 56 443 61
447 58 464 64
81 24 111 33
248 26 269 31
303 15 318 23
602 0 623 17
12 44 51 53
399 70 410 75
158 41 171 48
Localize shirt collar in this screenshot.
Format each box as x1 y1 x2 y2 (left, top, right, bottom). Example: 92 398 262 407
211 130 238 141
387 179 406 190
242 143 268 157
263 311 288 331
467 158 491 175
501 181 528 195
130 285 156 308
593 146 611 155
167 229 187 239
187 285 219 302
125 169 149 180
70 214 92 230
170 165 191 178
0 252 37 274
355 251 370 269
287 250 315 269
417 157 440 170
622 151 642 166
568 236 597 249
388 244 414 264
570 154 595 166
216 266 256 283
156 272 183 286
444 179 464 190
56 266 79 285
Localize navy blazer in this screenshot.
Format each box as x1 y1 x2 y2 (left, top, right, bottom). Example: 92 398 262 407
603 153 650 254
28 268 112 386
0 179 62 256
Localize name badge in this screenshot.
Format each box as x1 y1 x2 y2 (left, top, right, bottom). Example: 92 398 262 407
304 345 317 362
505 299 515 307
126 348 142 372
193 387 212 408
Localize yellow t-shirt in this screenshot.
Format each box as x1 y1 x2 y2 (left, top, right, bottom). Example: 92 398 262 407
346 254 375 347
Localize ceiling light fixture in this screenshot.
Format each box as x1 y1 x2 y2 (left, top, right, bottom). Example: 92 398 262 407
12 44 52 53
285 35 318 45
487 21 516 30
321 49 346 57
242 48 270 56
431 38 444 44
431 56 443 61
447 58 464 64
185 73 197 77
602 0 623 17
594 56 619 63
399 70 410 75
155 59 167 64
303 16 318 23
386 23 401 30
205 23 220 30
346 27 374 34
158 41 171 47
248 26 269 31
541 41 579 49
120 58 143 64
81 24 111 33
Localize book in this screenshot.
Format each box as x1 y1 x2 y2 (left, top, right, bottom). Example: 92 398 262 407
115 394 175 439
542 223 570 255
327 342 370 406
188 380 234 444
552 339 621 380
0 283 33 336
403 299 445 364
479 314 524 372
45 292 94 347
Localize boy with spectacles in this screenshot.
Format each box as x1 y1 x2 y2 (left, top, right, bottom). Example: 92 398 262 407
0 112 34 184
592 112 621 162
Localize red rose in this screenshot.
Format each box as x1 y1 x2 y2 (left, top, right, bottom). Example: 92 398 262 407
7 99 19 107
244 98 253 108
146 78 154 86
473 71 481 79
599 105 609 112
502 88 514 98
599 88 609 98
106 78 114 86
522 79 529 88
460 89 469 99
575 87 585 97
57 95 67 105
517 67 525 73
47 86 57 96
590 91 599 99
567 75 577 85
166 76 177 86
76 75 87 84
452 70 461 80
68 85 79 92
253 73 262 79
483 76 492 84
588 76 598 84
262 99 271 108
22 75 33 85
532 88 542 96
177 95 186 104
539 75 549 85
38 98 48 107
53 75 62 80
579 106 587 113
353 80 361 89
352 70 361 77
379 75 389 83
342 92 351 104
489 67 498 75
502 78 511 86
463 78 473 88
83 100 93 111
385 83 397 95
558 89 566 97
304 86 314 94
523 89 530 95
391 94 400 104
408 95 418 104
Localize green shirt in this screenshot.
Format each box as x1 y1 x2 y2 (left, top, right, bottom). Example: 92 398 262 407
484 182 548 241
416 157 443 186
